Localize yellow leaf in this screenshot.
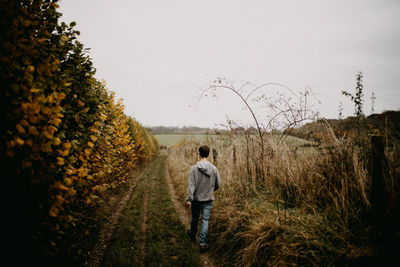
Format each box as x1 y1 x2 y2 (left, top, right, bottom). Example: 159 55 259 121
7 140 16 148
60 35 68 43
53 137 61 146
21 102 29 112
26 139 33 146
28 115 38 124
28 125 39 135
56 195 65 203
57 157 64 165
43 131 53 139
55 181 68 191
47 95 54 103
67 188 76 196
32 103 40 114
15 137 25 146
41 107 52 115
99 113 107 121
74 113 80 123
53 118 62 126
49 206 59 217
20 119 29 127
59 92 66 100
63 142 71 149
16 124 25 134
64 178 72 186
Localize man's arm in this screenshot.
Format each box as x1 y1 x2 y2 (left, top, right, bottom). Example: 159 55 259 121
186 167 195 203
214 168 220 191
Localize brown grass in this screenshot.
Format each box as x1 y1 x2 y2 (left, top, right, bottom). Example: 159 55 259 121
167 132 400 266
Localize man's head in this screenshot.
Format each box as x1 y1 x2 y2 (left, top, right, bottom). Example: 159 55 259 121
198 145 210 158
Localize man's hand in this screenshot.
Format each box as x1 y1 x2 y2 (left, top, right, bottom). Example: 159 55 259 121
185 201 191 208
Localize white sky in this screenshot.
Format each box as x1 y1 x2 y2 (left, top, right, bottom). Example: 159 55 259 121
59 0 400 128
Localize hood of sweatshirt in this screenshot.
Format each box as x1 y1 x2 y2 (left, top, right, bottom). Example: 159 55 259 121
196 161 213 177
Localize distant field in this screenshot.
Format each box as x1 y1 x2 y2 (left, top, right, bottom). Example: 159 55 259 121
155 134 211 147
155 133 316 148
282 135 316 146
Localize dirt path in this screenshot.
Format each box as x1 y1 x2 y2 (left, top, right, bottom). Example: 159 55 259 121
165 161 216 267
85 167 147 267
95 154 207 266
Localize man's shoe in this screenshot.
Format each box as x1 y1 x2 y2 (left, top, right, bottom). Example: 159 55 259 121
199 243 209 253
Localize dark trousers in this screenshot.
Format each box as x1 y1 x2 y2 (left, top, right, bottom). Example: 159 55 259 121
190 200 213 245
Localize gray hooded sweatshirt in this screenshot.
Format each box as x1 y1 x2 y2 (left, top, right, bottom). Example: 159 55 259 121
186 161 220 202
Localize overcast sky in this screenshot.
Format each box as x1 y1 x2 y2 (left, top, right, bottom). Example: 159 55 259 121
59 0 400 128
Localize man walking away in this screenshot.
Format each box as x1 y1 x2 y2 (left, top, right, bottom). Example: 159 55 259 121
186 145 221 252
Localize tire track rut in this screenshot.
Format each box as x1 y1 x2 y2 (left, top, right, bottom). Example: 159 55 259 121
139 184 150 267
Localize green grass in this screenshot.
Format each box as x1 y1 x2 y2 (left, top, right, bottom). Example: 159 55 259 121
145 156 200 266
283 135 315 146
155 134 212 147
101 156 200 266
101 161 153 266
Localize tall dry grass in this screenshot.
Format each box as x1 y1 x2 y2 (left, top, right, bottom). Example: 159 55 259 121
167 132 400 266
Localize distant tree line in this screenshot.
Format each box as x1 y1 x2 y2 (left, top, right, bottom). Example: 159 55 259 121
290 110 400 142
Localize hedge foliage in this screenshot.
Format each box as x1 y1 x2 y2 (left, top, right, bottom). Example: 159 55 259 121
0 0 158 264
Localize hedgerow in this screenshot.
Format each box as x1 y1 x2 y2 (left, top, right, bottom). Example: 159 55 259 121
0 0 157 264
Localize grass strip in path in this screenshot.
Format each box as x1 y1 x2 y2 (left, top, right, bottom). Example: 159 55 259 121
101 155 200 266
100 160 156 266
144 155 200 266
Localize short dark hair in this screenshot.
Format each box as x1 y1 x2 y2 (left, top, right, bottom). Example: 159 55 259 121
198 145 210 158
